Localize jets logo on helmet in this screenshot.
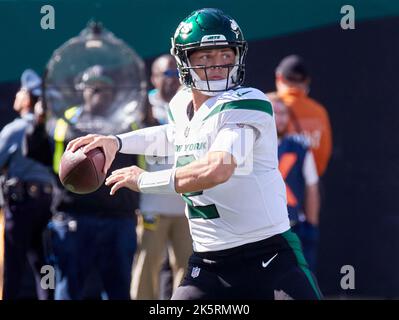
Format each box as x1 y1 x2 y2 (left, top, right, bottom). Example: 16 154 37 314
175 22 193 39
170 8 248 96
230 20 240 39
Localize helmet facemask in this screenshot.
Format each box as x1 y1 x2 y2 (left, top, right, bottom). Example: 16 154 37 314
172 42 247 96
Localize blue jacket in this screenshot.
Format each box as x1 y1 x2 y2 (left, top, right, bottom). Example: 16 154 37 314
0 113 53 183
278 134 309 223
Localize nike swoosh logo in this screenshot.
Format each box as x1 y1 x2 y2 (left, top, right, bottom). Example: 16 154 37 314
262 253 278 268
236 90 251 97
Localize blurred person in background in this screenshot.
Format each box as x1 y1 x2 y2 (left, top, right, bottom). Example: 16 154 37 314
46 65 140 300
270 55 332 177
132 54 192 300
0 69 54 300
271 94 320 272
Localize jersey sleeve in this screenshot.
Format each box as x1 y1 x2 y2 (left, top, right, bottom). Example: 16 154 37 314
209 124 256 166
209 93 274 169
216 95 274 139
117 124 175 157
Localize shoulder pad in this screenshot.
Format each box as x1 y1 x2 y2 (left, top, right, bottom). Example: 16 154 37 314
168 87 192 122
218 87 267 102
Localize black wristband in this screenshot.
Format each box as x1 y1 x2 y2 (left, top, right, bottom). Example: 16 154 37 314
113 135 122 152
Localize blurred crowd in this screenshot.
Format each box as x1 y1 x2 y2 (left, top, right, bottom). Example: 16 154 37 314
0 25 332 300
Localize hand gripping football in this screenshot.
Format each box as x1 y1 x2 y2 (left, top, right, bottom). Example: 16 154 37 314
59 147 106 194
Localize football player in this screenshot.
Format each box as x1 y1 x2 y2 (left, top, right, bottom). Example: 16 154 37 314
67 8 322 300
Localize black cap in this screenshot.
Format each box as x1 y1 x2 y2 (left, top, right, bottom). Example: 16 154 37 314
81 65 114 86
276 55 309 83
76 65 114 90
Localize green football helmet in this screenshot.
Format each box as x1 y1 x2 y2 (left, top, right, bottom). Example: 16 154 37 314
171 8 248 95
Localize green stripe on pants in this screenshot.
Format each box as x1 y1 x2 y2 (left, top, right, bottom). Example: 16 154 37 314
282 230 322 300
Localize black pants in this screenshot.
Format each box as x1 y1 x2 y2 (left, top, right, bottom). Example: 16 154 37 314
49 213 136 300
2 192 53 300
172 230 323 300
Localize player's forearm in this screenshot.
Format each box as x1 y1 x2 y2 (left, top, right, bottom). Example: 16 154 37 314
117 124 174 156
175 152 236 194
304 183 320 226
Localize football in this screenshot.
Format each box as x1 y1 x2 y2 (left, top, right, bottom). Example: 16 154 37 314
59 147 106 194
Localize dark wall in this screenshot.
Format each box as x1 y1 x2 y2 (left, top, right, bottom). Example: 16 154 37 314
244 17 399 297
0 83 20 128
1 0 398 83
1 16 398 298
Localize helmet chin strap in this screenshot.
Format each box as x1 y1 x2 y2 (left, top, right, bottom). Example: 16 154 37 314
186 53 240 96
191 75 232 96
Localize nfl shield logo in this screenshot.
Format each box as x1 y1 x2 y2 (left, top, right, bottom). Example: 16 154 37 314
191 266 201 278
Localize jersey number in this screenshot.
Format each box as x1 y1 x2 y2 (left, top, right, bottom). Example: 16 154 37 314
176 155 220 220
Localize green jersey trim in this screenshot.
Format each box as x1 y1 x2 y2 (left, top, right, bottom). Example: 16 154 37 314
203 99 273 121
187 203 220 220
176 154 220 220
167 108 175 123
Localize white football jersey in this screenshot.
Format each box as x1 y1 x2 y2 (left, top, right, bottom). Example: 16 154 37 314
168 86 290 252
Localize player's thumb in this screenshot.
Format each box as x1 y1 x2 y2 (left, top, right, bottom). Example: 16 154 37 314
103 138 118 173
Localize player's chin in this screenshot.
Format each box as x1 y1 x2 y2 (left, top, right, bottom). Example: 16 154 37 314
209 75 225 81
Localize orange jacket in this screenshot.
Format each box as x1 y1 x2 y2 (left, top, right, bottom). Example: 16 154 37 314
274 88 333 176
